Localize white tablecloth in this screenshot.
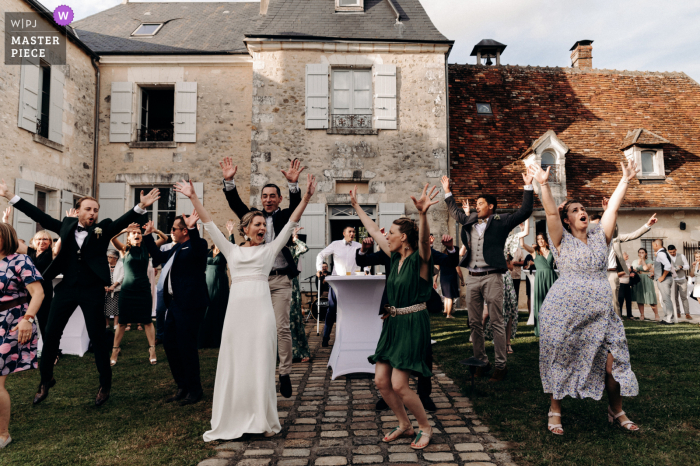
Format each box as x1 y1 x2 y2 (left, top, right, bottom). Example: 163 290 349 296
325 275 386 380
37 276 90 357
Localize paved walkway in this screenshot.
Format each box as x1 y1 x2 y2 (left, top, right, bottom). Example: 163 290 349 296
198 323 517 466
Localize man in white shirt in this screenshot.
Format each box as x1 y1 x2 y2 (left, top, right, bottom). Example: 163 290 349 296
652 239 677 324
668 245 691 320
316 226 362 346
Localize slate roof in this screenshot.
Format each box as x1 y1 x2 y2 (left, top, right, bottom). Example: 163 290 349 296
71 2 261 54
248 0 451 43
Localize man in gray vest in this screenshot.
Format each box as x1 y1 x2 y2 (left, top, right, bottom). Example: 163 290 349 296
652 239 677 324
668 245 691 320
441 173 534 382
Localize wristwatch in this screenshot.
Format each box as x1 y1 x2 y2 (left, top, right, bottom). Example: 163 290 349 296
23 315 36 323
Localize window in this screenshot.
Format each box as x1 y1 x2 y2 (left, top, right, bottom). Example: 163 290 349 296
138 86 174 142
35 189 48 232
540 150 560 183
331 69 372 129
476 103 492 115
640 239 661 261
37 62 51 138
132 23 164 36
134 187 177 233
623 144 665 180
335 0 363 11
641 150 655 175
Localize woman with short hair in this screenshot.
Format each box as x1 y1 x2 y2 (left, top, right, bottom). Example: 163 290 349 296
104 249 123 329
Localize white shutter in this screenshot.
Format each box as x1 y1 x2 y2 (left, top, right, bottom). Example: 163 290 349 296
299 204 326 292
13 179 36 243
109 82 133 143
175 182 203 217
48 65 65 144
60 190 74 219
374 64 397 130
305 64 329 129
98 183 127 222
174 82 197 143
18 57 40 133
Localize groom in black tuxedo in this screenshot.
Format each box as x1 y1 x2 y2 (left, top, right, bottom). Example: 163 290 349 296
0 180 160 406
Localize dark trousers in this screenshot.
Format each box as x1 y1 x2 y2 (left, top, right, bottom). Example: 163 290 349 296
163 300 205 394
416 342 433 398
155 288 167 340
512 279 521 303
41 285 112 389
34 285 53 340
322 287 337 341
618 283 633 318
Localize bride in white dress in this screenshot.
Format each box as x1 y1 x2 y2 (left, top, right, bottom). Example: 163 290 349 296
174 174 316 441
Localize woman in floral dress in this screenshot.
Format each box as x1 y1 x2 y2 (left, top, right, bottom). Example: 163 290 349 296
289 227 310 362
530 161 640 436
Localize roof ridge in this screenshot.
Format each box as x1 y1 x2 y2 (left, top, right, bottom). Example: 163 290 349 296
449 63 695 79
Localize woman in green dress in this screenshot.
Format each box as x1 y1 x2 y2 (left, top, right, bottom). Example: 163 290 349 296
289 226 311 362
110 223 157 365
520 232 557 336
349 183 437 451
631 247 658 321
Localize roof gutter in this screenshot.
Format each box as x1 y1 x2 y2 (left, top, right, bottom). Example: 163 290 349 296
90 57 100 196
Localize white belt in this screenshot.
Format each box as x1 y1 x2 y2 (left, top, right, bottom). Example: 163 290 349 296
230 274 268 284
384 302 427 317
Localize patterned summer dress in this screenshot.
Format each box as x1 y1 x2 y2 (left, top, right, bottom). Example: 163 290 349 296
0 254 42 375
540 224 638 400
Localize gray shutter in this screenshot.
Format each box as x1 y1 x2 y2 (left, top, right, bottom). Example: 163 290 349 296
98 183 127 222
176 182 203 217
13 179 36 242
299 204 326 292
174 82 197 143
374 64 397 130
109 82 133 143
60 190 74 219
305 64 329 129
48 65 65 144
17 57 40 133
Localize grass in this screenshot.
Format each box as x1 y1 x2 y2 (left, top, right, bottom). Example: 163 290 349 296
430 311 700 466
3 330 219 466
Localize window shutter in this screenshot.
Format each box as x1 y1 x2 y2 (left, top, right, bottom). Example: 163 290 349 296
98 183 127 222
373 64 397 130
109 82 133 143
17 57 40 133
306 64 329 129
48 65 65 144
13 179 36 242
176 182 203 217
174 82 197 143
60 190 74 219
299 204 326 292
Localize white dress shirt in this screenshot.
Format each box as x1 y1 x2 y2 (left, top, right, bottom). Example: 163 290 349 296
316 240 362 275
656 248 677 279
445 185 533 236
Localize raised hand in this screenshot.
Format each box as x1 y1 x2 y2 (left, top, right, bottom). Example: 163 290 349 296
621 158 639 182
185 209 200 229
442 234 454 251
220 157 238 181
174 179 195 199
462 199 470 216
440 175 451 194
349 185 359 207
293 226 304 237
410 184 440 214
602 197 610 211
65 208 78 218
361 237 375 253
126 222 141 234
522 166 535 185
139 188 161 208
142 220 156 235
529 164 550 185
282 159 306 184
303 173 317 200
647 213 658 226
0 179 10 200
225 220 235 234
2 206 10 223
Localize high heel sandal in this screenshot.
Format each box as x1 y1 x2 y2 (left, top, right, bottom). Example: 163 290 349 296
110 347 121 366
148 345 157 365
382 425 415 443
608 406 639 431
548 411 563 435
410 427 432 450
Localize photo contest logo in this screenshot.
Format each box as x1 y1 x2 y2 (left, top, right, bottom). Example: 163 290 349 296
4 5 72 65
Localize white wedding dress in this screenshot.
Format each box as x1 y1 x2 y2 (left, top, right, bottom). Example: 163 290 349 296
202 219 297 441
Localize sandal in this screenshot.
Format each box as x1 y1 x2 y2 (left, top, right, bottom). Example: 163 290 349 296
137 325 143 331
507 345 514 354
148 345 157 365
410 427 432 450
382 425 415 443
548 411 563 435
301 357 310 363
110 347 121 366
125 325 131 331
608 406 639 431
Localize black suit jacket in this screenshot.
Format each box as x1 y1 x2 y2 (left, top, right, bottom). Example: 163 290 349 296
13 198 142 285
223 182 301 279
144 226 209 311
446 190 534 270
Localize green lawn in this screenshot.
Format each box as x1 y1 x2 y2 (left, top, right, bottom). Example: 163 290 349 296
3 330 218 466
431 311 700 466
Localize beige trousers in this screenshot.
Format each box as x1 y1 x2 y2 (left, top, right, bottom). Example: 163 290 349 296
466 273 507 370
269 275 293 376
607 271 621 316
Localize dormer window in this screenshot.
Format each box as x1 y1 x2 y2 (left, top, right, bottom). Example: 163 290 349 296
336 0 364 12
619 129 669 181
131 23 164 36
521 130 569 204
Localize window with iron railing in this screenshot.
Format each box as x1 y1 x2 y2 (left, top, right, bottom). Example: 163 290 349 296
331 69 372 130
138 87 175 142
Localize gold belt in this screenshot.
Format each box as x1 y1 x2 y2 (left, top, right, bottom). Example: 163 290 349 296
384 302 427 317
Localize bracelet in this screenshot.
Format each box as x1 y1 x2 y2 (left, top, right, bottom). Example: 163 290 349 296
621 179 629 184
540 182 549 186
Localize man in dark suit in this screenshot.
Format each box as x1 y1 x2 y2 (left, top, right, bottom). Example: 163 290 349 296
143 214 209 405
356 233 459 412
0 180 160 406
441 173 534 382
219 156 304 398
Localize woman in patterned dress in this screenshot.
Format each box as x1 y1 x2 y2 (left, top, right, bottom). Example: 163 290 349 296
289 227 311 362
530 161 640 436
0 223 45 448
104 249 123 329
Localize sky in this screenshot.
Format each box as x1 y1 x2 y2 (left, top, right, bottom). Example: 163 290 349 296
41 0 700 82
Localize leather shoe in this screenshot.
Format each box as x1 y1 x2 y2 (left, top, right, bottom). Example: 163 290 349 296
280 374 293 398
420 396 437 412
474 362 492 378
95 386 110 406
165 389 188 403
179 390 203 406
33 378 56 405
489 367 508 382
321 339 329 347
375 397 389 411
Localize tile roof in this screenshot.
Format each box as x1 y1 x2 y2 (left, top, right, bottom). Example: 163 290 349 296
448 65 700 209
619 128 670 150
71 2 262 54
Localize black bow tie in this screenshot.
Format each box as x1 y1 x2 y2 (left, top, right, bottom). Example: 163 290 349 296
76 225 87 233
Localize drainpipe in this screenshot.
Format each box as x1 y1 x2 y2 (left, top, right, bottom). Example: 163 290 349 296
90 57 100 196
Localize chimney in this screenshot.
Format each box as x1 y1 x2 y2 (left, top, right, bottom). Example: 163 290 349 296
260 0 270 15
570 40 593 69
470 39 507 66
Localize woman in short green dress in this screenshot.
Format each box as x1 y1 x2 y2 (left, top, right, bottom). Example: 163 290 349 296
631 247 658 321
521 232 558 336
289 227 311 362
350 183 437 451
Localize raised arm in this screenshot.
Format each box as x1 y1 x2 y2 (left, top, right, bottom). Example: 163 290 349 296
154 229 169 248
349 186 390 256
528 165 564 249
220 157 252 219
1 179 62 233
110 228 128 253
142 221 172 266
175 179 212 224
442 176 475 226
288 173 316 224
505 171 535 230
519 235 535 254
600 159 639 244
202 220 235 258
282 159 305 212
411 184 440 266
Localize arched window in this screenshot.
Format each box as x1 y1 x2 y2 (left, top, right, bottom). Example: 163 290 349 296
541 151 557 182
641 150 655 175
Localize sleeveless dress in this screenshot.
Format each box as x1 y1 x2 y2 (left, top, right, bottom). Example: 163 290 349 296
533 252 557 336
198 249 230 349
289 238 310 361
202 220 297 441
540 224 638 400
631 259 657 305
119 246 153 324
368 250 433 377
